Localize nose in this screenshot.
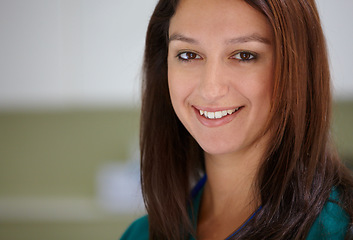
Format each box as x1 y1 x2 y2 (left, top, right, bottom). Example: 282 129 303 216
198 59 229 102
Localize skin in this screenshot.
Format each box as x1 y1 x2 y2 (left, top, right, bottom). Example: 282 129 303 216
168 0 274 238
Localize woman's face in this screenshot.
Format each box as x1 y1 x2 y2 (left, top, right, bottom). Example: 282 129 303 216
168 0 274 159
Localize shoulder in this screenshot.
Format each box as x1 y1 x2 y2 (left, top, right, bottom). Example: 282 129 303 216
120 215 149 240
306 189 350 240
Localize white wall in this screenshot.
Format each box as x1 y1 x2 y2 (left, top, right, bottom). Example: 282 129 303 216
0 0 352 110
317 0 353 99
0 0 157 109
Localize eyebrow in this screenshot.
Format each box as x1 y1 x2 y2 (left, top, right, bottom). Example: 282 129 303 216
168 33 271 45
168 33 199 44
225 34 271 45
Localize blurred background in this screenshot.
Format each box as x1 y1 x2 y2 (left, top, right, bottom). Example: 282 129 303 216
0 0 352 239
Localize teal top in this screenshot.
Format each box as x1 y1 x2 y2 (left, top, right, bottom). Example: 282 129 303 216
121 184 349 240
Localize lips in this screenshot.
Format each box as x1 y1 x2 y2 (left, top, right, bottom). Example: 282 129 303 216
197 106 243 120
199 107 241 119
193 106 243 127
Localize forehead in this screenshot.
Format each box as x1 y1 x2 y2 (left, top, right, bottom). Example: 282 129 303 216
169 0 273 43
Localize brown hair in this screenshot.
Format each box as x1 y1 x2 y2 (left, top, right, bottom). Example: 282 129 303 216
140 0 353 239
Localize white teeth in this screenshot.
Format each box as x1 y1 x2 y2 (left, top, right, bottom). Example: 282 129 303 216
215 111 222 119
207 112 215 119
199 107 240 119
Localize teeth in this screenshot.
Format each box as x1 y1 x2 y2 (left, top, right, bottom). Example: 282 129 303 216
215 111 222 119
207 112 215 119
200 107 240 119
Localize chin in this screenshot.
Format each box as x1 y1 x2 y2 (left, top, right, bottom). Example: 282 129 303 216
199 143 240 157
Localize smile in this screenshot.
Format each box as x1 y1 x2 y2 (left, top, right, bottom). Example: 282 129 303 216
199 107 241 119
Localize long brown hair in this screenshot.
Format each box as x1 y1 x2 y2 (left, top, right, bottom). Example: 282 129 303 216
140 0 353 239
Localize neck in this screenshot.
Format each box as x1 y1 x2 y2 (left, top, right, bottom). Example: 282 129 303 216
197 135 270 239
203 150 262 216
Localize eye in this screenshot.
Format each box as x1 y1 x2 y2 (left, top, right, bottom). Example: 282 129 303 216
231 51 257 62
177 51 202 62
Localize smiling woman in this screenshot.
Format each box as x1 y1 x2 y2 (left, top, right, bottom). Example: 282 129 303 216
121 0 353 239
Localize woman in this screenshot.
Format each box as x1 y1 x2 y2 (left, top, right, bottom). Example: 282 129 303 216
121 0 353 239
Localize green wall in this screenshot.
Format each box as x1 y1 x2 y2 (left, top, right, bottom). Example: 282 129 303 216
0 108 140 197
333 101 353 165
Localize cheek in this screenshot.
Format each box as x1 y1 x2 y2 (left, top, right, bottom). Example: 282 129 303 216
253 70 274 121
251 60 274 95
236 65 274 115
168 69 182 107
238 74 273 101
168 66 196 108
